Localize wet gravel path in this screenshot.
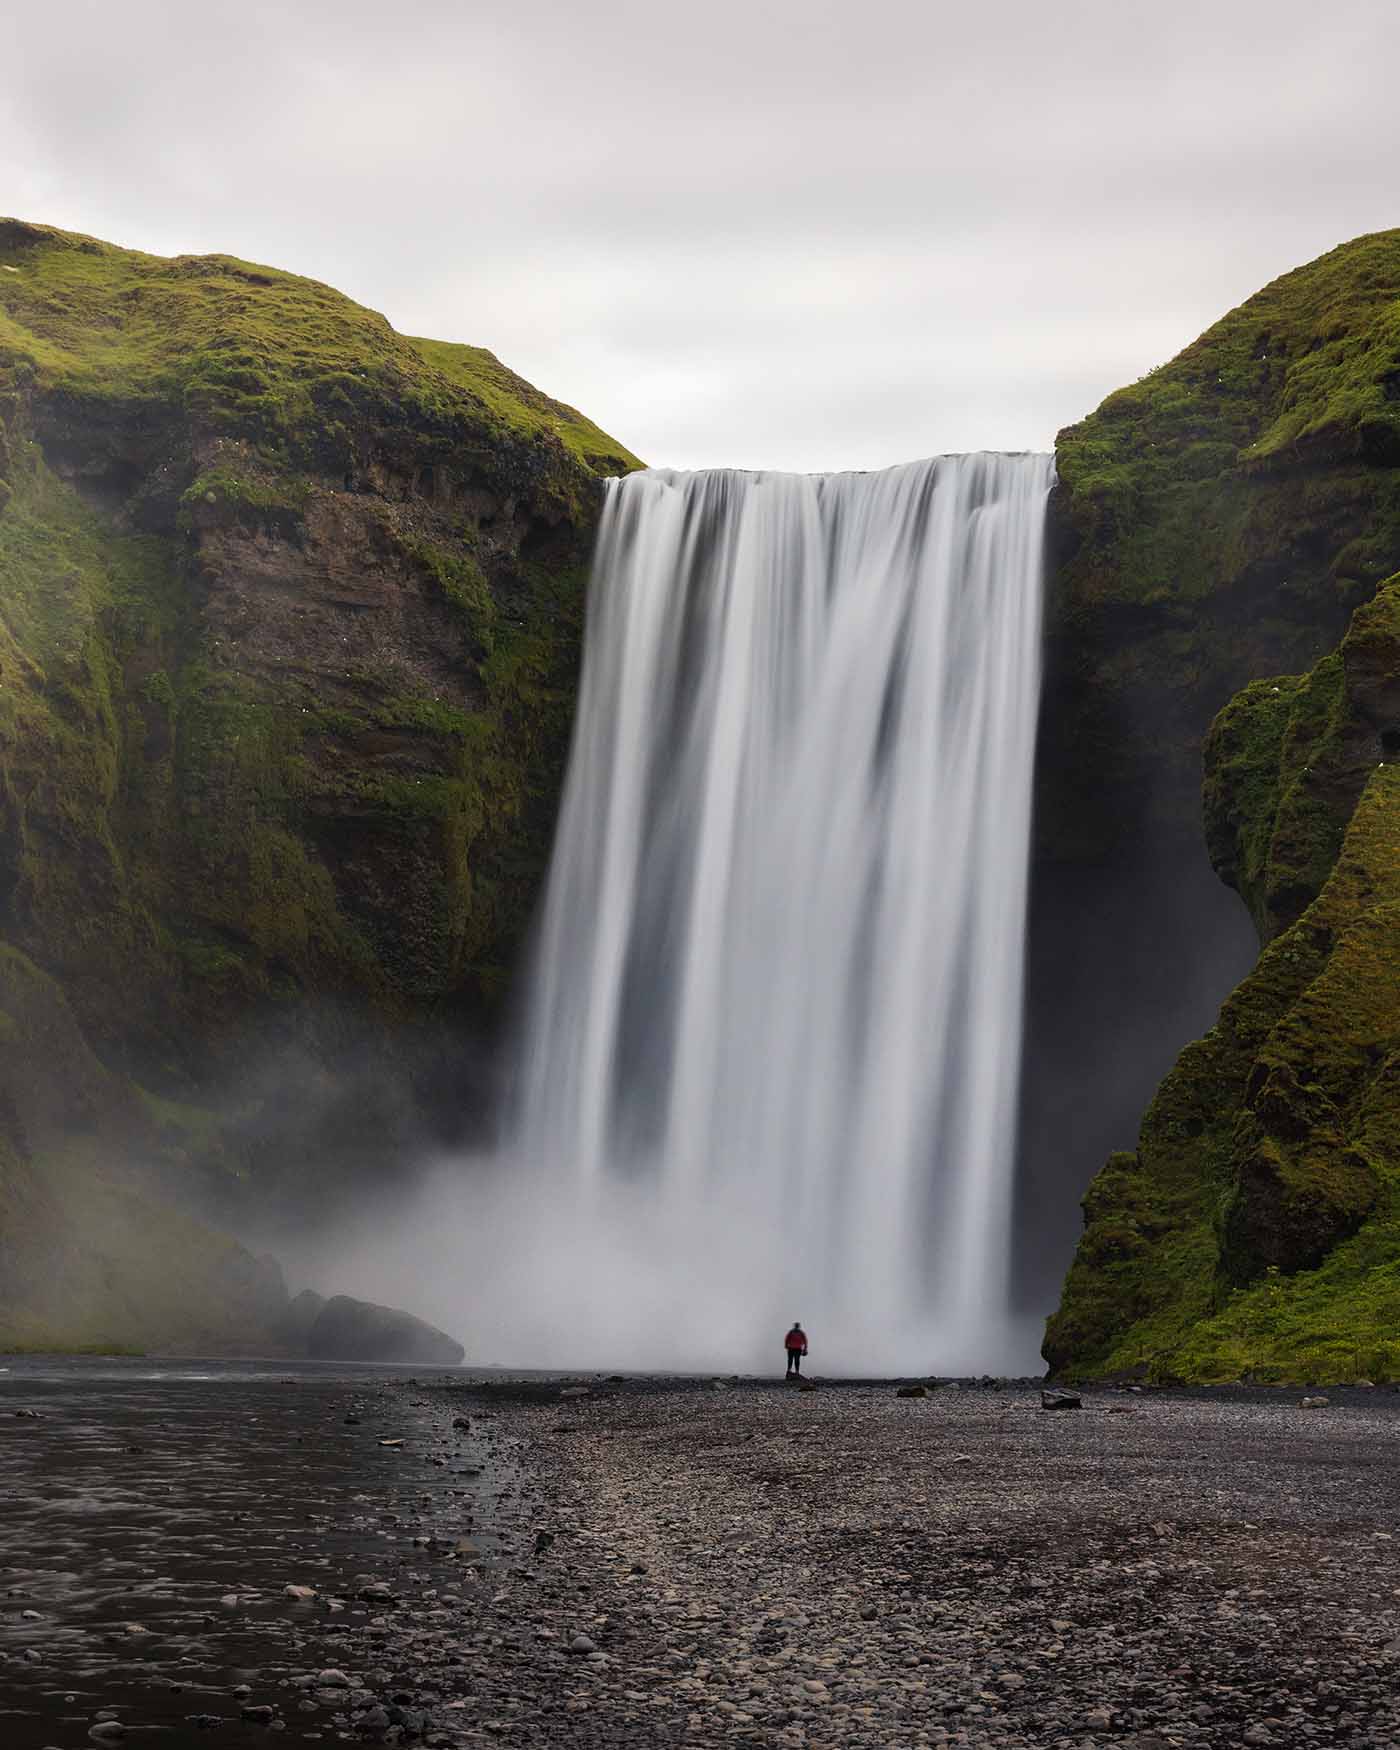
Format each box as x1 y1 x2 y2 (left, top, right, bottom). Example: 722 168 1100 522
7 1370 1400 1746
471 1380 1400 1749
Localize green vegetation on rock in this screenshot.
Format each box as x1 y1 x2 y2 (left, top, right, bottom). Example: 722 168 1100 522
0 215 640 1349
1045 579 1400 1383
1043 228 1400 863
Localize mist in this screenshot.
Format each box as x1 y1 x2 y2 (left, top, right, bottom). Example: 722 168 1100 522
282 1151 1046 1378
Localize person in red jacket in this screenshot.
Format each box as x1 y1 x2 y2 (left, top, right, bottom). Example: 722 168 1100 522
784 1322 808 1378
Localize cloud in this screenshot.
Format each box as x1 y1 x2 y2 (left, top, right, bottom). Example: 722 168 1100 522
8 0 1400 468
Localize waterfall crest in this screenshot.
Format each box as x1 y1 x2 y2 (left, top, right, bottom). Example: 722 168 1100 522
508 453 1053 1373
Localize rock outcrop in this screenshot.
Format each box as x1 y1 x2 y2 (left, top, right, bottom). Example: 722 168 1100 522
1046 576 1400 1380
305 1293 464 1365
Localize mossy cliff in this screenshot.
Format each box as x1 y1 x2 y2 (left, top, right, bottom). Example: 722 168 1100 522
1022 230 1400 1304
1044 577 1400 1381
1042 227 1400 859
0 218 639 1348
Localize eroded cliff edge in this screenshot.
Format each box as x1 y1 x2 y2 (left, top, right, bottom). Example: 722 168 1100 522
0 218 640 1349
1040 231 1400 1378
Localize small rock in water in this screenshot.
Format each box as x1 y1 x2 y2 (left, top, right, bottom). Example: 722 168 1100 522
1041 1390 1083 1411
316 1670 351 1688
284 1584 316 1600
1299 1395 1331 1408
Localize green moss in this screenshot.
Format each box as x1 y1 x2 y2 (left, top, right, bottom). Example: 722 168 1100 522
400 535 497 651
406 335 642 476
178 466 310 538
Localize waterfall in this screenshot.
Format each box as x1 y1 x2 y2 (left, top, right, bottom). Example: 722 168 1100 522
503 453 1053 1375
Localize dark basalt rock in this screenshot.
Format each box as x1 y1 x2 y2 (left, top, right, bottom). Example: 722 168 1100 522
305 1295 464 1365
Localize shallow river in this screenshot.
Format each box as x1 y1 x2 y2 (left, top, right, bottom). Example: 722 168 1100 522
0 1357 517 1747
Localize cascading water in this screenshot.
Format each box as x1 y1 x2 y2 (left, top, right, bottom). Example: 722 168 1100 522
493 453 1052 1374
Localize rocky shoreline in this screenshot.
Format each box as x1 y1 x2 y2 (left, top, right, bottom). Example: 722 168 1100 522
7 1370 1400 1747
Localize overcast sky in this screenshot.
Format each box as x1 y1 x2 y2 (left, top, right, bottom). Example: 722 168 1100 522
8 0 1399 472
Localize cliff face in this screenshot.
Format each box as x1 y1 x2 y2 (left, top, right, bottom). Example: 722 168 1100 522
1021 230 1400 1309
1040 233 1400 1379
0 218 640 1348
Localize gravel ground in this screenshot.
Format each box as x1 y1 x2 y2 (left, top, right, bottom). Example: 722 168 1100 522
9 1371 1400 1747
376 1378 1400 1749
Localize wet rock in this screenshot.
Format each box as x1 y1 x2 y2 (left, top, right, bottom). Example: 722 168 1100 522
568 1633 596 1655
305 1295 464 1365
276 1287 327 1349
1041 1390 1083 1410
316 1669 352 1687
88 1725 127 1742
1300 1395 1331 1408
896 1385 928 1398
240 1703 276 1722
284 1584 317 1600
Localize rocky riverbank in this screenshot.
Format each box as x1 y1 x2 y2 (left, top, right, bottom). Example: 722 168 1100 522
7 1370 1400 1747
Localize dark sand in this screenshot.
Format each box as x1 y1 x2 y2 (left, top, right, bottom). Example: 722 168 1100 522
6 1368 1400 1746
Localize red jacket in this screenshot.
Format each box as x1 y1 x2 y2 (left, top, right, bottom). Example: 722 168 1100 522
784 1328 808 1354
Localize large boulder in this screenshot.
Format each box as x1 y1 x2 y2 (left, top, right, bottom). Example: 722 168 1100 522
305 1294 464 1365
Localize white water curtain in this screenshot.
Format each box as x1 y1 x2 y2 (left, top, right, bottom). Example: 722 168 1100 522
504 454 1053 1373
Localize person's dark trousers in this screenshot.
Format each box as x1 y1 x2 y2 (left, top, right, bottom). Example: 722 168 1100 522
786 1351 801 1376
